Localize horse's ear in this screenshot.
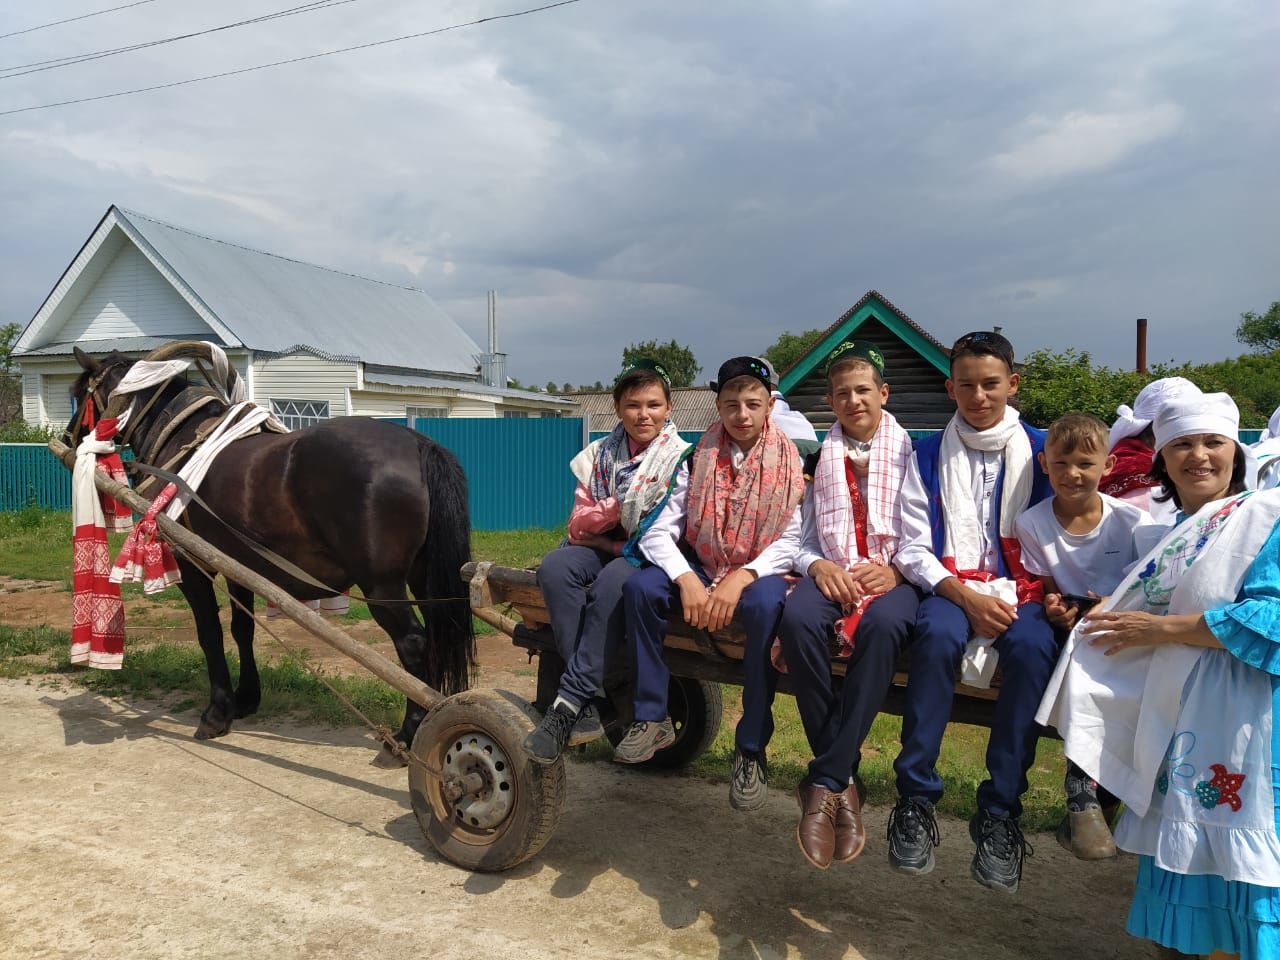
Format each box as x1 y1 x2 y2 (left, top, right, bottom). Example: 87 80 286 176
73 346 101 373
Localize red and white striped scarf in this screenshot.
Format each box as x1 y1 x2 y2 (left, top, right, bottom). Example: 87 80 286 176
111 483 182 595
71 415 133 670
813 413 912 567
810 412 912 654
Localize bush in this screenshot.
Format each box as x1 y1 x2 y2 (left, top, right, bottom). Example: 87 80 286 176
0 419 59 443
1017 349 1280 428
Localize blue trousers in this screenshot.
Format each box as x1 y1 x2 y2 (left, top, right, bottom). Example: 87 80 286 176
893 596 1058 819
779 579 921 793
624 562 788 753
537 545 637 709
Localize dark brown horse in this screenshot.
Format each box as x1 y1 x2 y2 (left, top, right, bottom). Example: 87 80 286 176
64 344 475 765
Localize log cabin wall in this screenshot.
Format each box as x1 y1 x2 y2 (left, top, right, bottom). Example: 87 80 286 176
782 314 954 431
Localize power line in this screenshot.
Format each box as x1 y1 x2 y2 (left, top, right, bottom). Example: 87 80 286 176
0 0 586 117
0 0 164 41
0 0 359 78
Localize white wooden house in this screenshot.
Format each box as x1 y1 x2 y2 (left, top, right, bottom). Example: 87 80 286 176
14 206 574 428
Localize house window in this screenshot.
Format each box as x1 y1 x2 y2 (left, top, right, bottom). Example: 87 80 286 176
542 411 563 418
503 410 530 419
270 399 330 430
407 405 448 420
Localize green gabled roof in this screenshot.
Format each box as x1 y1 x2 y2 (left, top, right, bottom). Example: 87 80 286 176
778 290 951 393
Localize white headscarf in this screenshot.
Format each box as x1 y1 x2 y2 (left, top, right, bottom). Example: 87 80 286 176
1109 376 1199 451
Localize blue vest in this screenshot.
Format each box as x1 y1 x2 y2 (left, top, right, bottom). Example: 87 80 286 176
913 422 1052 579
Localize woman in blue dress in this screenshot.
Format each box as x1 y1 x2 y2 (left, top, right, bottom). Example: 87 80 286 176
1069 390 1280 960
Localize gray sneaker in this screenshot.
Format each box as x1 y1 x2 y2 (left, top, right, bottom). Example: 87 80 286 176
567 703 605 747
729 747 769 811
612 718 675 764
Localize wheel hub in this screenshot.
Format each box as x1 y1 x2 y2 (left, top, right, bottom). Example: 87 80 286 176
441 732 513 829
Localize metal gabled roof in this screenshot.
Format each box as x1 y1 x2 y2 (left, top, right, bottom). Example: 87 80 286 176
19 205 483 376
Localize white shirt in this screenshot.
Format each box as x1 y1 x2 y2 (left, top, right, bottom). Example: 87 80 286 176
894 447 1002 591
1014 493 1155 598
638 456 802 582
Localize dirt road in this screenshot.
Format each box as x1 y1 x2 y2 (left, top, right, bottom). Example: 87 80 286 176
0 678 1150 960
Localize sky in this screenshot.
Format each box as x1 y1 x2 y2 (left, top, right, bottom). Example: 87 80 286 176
1 0 1277 388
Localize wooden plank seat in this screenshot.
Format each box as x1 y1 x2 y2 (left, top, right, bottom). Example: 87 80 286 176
464 561 1023 731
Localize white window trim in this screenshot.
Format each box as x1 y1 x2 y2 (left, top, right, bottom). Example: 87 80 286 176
270 398 330 430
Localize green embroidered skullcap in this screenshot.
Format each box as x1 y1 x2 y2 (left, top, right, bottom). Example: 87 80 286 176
618 357 671 385
825 339 885 375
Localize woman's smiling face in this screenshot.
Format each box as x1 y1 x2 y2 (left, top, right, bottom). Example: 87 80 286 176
1161 433 1236 512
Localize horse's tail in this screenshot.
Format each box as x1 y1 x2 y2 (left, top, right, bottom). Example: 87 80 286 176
413 438 476 697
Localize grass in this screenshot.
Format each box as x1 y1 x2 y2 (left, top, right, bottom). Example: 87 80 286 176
0 511 1068 828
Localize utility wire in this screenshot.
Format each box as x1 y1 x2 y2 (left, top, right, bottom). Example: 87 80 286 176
1 0 164 41
1 0 358 78
0 0 585 117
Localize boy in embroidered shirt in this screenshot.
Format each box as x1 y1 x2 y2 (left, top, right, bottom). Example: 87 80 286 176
618 357 804 771
778 340 921 870
1015 413 1155 861
889 330 1055 894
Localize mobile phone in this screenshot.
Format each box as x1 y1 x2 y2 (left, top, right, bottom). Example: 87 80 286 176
1060 593 1100 613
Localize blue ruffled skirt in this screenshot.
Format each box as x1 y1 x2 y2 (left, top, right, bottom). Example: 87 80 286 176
1129 856 1280 959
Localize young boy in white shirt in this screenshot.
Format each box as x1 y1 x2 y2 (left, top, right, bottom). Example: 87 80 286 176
619 357 804 776
1014 413 1154 860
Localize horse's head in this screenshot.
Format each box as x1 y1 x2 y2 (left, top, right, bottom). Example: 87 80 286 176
64 347 136 446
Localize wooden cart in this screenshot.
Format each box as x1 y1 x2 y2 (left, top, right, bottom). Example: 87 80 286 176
463 561 1013 772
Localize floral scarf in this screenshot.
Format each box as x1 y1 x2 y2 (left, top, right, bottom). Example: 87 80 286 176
685 419 803 584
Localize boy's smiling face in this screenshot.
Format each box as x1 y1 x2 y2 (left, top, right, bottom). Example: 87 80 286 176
946 354 1019 431
1038 439 1114 511
716 378 774 449
826 364 889 442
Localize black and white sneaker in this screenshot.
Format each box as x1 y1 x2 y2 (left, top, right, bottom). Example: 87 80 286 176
523 702 576 765
729 748 769 811
970 809 1033 893
567 703 605 747
612 718 675 763
886 796 940 875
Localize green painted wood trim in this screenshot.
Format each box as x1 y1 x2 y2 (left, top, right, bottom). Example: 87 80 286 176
779 296 952 393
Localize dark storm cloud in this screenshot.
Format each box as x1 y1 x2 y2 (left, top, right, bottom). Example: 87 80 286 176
1 0 1276 386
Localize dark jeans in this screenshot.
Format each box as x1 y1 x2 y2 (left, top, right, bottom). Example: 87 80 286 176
537 544 637 709
779 578 921 792
892 596 1059 819
624 561 788 753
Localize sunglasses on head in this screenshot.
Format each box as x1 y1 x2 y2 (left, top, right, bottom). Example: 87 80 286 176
952 331 1014 366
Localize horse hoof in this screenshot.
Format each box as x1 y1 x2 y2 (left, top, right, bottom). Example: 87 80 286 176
371 744 408 769
195 721 231 740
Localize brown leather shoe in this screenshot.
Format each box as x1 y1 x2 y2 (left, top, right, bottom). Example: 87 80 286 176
796 783 839 870
833 784 867 863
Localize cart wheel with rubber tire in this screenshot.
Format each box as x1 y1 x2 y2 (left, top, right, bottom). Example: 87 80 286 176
606 676 722 769
409 688 565 872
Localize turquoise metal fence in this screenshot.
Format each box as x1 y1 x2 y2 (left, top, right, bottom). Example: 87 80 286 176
4 422 1271 524
412 417 584 530
1 443 73 511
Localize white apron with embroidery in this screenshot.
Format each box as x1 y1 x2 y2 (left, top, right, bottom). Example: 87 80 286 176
1037 489 1280 885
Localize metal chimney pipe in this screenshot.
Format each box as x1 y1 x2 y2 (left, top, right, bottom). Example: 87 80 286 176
1136 318 1148 373
491 290 498 353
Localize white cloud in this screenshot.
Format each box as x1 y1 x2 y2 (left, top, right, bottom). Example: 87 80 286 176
988 102 1185 185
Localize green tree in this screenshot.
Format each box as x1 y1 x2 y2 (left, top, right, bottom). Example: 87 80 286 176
1016 347 1280 429
1236 301 1280 353
762 328 826 377
1015 348 1168 428
0 322 21 428
621 339 700 389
